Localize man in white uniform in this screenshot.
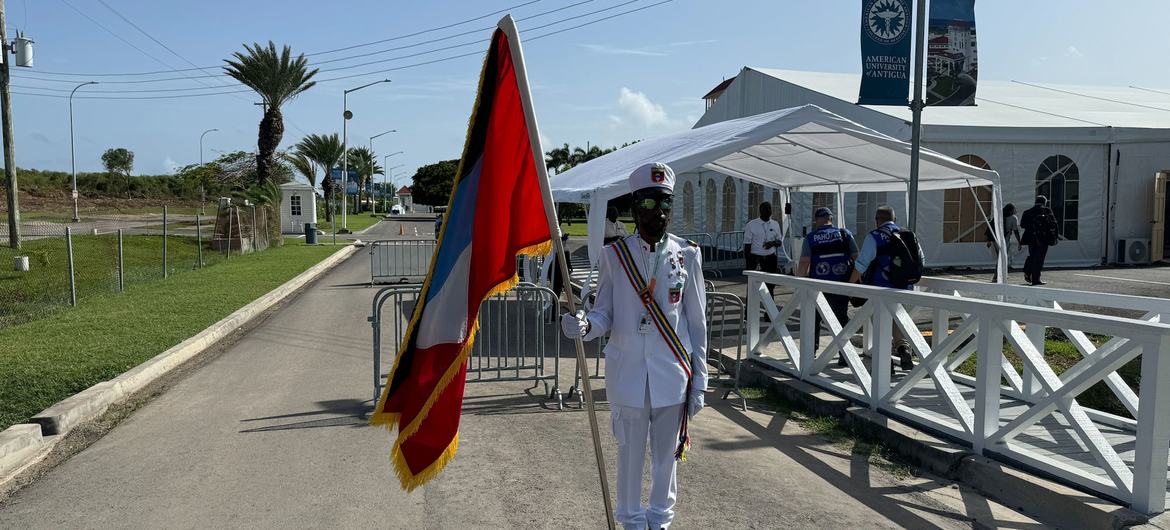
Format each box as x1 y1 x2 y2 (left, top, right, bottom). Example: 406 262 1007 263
744 201 790 295
604 206 629 245
561 162 708 530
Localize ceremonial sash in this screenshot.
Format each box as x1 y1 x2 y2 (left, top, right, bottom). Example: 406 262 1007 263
611 238 694 461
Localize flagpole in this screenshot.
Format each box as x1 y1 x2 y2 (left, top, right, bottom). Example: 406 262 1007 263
498 14 616 530
907 0 927 231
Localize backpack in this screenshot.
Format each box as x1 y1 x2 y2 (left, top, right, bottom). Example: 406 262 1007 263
874 227 923 288
1034 210 1060 246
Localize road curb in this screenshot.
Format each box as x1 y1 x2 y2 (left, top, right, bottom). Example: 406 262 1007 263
0 244 358 488
715 350 1148 529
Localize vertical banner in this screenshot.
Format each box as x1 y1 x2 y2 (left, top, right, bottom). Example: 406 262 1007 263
858 0 912 106
926 0 978 106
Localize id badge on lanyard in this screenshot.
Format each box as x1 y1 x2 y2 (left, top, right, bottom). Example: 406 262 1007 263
638 312 653 334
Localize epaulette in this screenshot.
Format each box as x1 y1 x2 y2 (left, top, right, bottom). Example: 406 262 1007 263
687 239 699 248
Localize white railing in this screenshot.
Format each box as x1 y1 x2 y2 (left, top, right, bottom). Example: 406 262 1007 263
745 271 1170 514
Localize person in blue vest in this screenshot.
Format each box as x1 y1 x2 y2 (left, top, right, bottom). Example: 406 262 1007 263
797 207 858 367
849 206 919 370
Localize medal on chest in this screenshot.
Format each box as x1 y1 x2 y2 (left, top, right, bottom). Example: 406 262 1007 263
669 283 682 304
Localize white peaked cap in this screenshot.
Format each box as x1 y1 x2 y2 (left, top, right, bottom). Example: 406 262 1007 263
627 162 675 194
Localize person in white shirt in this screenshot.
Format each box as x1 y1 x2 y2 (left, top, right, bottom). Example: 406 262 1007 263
561 162 707 530
604 206 629 245
744 201 790 295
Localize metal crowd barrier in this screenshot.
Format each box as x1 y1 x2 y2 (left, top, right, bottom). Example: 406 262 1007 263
708 231 746 273
369 239 436 284
706 292 747 410
369 283 564 409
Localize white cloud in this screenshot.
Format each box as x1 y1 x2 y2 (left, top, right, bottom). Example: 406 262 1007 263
581 44 665 57
616 87 671 128
581 40 717 57
163 156 179 173
1065 45 1083 57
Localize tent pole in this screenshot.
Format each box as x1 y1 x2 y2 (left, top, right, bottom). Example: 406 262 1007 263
991 184 1006 286
907 0 928 231
835 184 846 231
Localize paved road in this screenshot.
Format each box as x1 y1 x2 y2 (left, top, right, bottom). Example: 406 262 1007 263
0 237 1038 528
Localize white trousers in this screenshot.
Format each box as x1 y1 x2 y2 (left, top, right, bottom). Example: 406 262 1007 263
611 394 684 530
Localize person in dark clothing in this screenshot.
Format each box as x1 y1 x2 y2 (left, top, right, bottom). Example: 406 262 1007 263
1020 195 1056 286
797 207 858 367
549 232 573 302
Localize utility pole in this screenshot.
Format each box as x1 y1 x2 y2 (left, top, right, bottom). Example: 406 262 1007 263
1 0 19 249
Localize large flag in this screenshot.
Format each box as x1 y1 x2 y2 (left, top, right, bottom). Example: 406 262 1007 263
369 19 553 491
857 0 913 106
925 0 978 106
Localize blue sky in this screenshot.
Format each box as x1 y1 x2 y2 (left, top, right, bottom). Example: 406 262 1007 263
9 0 1170 187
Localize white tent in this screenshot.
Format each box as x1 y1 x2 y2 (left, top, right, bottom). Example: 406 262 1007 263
549 104 1005 276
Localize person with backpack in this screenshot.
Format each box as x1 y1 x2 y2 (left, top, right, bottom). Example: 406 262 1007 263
849 206 923 370
1020 195 1058 286
798 207 858 367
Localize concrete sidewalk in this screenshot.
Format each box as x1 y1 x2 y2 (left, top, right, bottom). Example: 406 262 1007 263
0 250 1039 528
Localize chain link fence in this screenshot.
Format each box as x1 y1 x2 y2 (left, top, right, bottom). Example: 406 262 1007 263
0 203 264 329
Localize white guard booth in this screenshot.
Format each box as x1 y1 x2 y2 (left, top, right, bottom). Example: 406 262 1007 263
280 181 317 234
549 104 1006 278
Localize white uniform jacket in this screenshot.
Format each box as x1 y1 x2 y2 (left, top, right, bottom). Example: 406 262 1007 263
585 234 708 409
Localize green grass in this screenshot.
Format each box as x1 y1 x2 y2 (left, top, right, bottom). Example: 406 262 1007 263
954 331 1140 418
0 234 230 328
0 243 341 431
559 219 633 238
316 213 384 234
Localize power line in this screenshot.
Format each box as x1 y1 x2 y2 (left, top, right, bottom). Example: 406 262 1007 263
94 0 229 84
58 0 177 72
26 0 554 77
14 0 645 89
13 0 674 100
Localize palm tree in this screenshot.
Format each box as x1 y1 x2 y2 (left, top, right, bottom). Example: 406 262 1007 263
283 152 317 188
224 41 319 186
294 133 343 222
346 146 383 212
545 143 571 173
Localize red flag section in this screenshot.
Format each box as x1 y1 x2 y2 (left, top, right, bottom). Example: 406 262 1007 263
369 26 552 491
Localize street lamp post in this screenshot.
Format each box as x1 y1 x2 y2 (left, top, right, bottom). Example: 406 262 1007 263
368 129 396 214
341 79 391 232
69 81 98 222
198 128 218 215
383 152 404 213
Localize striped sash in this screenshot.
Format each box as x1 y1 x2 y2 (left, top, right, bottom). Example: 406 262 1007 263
612 237 694 461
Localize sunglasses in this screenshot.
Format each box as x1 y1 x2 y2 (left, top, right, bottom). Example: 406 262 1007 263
634 195 673 211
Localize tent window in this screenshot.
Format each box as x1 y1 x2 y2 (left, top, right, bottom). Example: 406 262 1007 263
1036 155 1079 241
721 178 737 233
705 178 717 232
943 155 993 243
290 194 302 217
682 181 695 233
747 182 764 214
812 192 835 220
771 189 782 211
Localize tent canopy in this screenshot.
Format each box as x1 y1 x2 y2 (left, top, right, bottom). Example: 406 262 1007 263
548 104 1002 266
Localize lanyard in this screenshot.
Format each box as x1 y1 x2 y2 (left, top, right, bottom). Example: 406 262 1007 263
639 234 667 292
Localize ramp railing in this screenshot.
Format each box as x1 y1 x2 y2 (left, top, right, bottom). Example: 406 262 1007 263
745 271 1170 514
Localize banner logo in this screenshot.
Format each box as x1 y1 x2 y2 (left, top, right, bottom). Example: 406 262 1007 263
865 0 908 44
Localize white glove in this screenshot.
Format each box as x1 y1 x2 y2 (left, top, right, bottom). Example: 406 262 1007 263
688 390 705 419
560 311 589 338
